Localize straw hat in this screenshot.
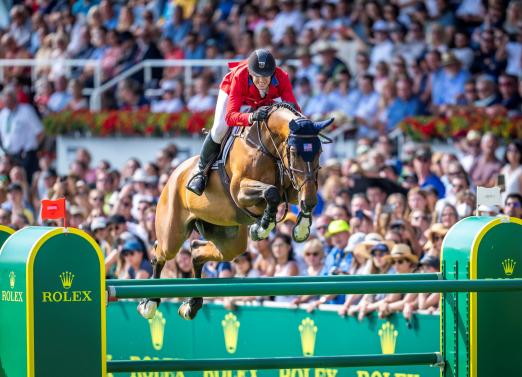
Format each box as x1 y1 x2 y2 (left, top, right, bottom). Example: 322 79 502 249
353 233 394 258
424 223 449 241
390 243 418 264
442 52 461 66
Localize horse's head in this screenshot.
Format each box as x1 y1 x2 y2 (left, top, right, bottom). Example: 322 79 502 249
286 116 333 214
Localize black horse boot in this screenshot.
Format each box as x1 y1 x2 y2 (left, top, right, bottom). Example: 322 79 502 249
186 134 221 196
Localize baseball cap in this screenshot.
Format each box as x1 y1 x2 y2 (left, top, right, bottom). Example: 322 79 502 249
325 220 350 237
121 239 144 254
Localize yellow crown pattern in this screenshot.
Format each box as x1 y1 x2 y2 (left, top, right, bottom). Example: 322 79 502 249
501 259 516 276
221 313 240 354
298 318 317 357
59 271 75 289
148 309 166 351
9 271 15 289
378 322 398 355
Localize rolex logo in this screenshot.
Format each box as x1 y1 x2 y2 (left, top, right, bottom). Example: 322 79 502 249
59 271 75 289
502 259 516 276
221 313 240 354
378 322 398 355
298 318 317 357
148 309 166 351
9 271 15 289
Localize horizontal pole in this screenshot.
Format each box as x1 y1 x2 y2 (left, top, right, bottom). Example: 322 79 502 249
107 353 441 373
107 273 441 287
108 279 522 299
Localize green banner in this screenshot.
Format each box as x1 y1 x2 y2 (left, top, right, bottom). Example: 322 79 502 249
107 302 440 377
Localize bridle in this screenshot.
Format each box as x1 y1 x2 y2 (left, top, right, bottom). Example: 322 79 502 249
250 104 332 216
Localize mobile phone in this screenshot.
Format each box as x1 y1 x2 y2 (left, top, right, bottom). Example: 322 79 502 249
497 174 505 192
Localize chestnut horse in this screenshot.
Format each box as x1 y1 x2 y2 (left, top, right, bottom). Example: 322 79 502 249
138 103 333 320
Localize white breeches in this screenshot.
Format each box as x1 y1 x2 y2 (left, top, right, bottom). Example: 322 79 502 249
210 89 229 143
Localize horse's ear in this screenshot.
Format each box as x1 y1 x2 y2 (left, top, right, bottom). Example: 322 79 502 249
314 118 334 132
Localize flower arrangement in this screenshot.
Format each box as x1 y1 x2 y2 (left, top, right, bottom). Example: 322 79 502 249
399 114 522 142
43 110 214 137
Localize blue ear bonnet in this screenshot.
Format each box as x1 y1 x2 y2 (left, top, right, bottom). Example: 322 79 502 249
288 118 330 162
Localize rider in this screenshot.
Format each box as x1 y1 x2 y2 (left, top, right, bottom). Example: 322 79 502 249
186 48 301 196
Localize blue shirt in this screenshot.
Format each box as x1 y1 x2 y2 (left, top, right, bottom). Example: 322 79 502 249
387 96 425 131
321 247 352 276
421 173 446 199
432 69 470 106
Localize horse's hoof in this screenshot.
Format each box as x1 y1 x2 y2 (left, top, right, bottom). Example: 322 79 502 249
178 299 203 320
137 299 157 319
249 223 273 241
292 215 311 242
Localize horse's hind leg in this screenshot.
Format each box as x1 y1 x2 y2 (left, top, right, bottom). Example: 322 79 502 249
177 238 224 320
137 242 166 319
178 224 247 320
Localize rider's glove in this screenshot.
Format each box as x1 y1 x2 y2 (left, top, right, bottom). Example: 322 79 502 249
249 106 271 124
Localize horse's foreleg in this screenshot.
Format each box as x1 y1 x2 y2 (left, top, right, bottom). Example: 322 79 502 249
237 179 280 240
178 239 224 320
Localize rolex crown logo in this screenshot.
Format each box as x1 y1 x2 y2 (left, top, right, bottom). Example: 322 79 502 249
378 322 398 355
501 258 516 276
59 271 75 289
298 317 317 357
9 271 15 289
221 313 240 354
148 309 166 351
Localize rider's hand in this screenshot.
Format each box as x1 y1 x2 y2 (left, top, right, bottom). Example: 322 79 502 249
249 106 270 124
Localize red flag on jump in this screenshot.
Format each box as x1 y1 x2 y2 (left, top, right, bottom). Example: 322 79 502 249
41 198 67 227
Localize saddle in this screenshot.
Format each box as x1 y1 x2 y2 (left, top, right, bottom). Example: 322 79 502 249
209 126 259 220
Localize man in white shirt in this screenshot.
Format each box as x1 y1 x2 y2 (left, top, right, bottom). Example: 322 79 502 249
187 77 215 113
47 75 72 112
151 81 185 113
353 75 380 138
270 0 304 44
0 87 44 183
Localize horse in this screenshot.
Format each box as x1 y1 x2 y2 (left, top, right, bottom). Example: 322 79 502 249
138 103 333 320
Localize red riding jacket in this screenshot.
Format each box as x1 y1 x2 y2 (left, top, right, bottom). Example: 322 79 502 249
221 61 301 127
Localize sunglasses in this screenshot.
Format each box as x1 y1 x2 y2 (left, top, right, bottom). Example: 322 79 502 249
393 259 408 265
91 196 104 202
316 225 328 231
305 252 320 257
123 250 136 256
432 235 443 242
372 250 389 258
413 216 428 221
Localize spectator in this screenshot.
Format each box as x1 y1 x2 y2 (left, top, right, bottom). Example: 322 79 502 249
187 77 215 112
314 42 347 80
252 238 276 277
504 193 522 218
353 74 380 138
474 75 501 108
497 73 521 114
412 146 446 198
469 132 502 187
270 0 304 44
0 87 43 183
295 47 319 87
151 81 185 113
369 21 394 70
67 79 88 111
117 79 150 111
470 29 507 78
387 77 425 132
500 140 522 201
232 252 259 278
163 6 192 46
369 243 419 318
47 76 72 112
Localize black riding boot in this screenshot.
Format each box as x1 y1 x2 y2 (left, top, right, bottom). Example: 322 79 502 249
186 134 221 196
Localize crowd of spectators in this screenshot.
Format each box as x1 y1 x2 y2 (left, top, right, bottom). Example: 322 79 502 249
0 0 521 319
0 0 520 126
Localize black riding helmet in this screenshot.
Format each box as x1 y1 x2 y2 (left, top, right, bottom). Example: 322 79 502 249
247 49 276 77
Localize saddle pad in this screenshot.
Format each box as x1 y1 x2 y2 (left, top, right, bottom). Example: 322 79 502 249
210 126 242 170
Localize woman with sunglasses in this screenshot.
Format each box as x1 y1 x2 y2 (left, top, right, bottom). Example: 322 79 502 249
340 238 394 319
423 223 448 259
366 244 419 319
